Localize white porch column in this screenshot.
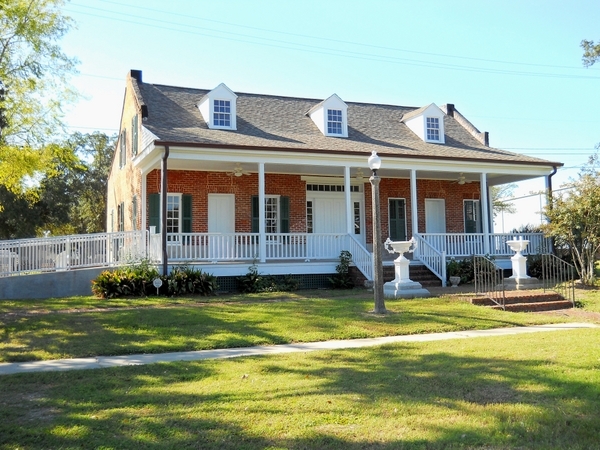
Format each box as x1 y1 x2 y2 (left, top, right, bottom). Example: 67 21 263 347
258 163 266 263
344 166 353 235
141 172 147 232
410 169 418 236
480 172 490 254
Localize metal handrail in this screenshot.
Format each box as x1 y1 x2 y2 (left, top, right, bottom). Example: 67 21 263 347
474 255 505 310
541 254 576 306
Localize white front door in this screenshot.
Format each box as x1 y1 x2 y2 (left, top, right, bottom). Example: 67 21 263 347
314 198 346 233
425 199 446 233
208 194 235 259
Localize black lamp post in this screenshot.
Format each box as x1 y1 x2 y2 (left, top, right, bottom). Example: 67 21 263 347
368 151 386 314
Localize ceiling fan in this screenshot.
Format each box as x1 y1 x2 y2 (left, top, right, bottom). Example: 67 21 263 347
227 163 251 177
454 173 471 185
354 168 365 182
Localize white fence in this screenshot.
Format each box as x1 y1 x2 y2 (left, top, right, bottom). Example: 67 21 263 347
163 232 348 261
0 231 148 276
420 233 550 258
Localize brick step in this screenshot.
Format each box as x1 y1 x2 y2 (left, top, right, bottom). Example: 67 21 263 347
383 265 443 287
488 300 573 313
472 293 563 306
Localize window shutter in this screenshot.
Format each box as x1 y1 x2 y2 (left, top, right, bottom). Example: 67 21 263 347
182 194 192 233
119 202 125 231
132 195 138 230
280 196 290 233
131 115 139 156
464 200 481 234
120 130 126 167
251 196 259 233
389 199 406 241
149 193 160 232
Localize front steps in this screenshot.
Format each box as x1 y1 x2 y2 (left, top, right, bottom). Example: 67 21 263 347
383 264 443 288
472 291 573 312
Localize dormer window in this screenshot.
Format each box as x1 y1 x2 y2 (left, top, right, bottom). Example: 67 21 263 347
327 109 343 135
213 100 231 127
307 94 348 138
426 117 440 141
401 103 446 144
198 83 237 130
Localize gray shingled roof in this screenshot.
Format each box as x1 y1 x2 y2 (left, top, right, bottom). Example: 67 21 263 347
136 81 559 166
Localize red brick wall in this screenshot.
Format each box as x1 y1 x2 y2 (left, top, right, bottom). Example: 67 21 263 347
146 171 306 233
145 171 482 241
106 74 143 232
365 178 481 243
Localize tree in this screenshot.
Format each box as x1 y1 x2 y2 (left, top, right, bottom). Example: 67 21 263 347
0 132 115 238
542 155 600 285
490 183 517 218
581 39 600 67
0 0 78 194
36 132 115 235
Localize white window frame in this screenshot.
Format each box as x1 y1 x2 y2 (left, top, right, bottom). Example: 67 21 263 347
426 117 440 141
213 99 231 128
264 195 279 235
327 109 343 135
166 193 182 243
464 199 482 233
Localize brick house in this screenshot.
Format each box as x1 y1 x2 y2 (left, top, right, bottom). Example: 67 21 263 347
106 70 561 286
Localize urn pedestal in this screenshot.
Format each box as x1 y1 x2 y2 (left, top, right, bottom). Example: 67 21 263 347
504 237 542 290
382 239 430 299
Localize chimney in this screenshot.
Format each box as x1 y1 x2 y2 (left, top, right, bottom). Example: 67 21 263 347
130 70 142 82
446 103 455 117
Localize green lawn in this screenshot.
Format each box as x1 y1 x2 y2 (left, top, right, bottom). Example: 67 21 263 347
0 327 598 449
1 288 599 448
0 290 575 363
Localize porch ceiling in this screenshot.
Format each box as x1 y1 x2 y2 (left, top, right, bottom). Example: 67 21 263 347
162 157 547 186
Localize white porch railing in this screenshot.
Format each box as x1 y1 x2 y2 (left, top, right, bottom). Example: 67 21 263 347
413 233 446 283
346 235 374 281
0 231 148 276
164 232 348 261
419 233 550 258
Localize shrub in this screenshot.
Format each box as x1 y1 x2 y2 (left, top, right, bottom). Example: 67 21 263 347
168 266 218 296
446 257 475 285
92 261 217 299
237 262 300 293
328 250 354 289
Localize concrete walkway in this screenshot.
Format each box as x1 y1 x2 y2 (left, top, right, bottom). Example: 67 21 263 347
0 322 596 376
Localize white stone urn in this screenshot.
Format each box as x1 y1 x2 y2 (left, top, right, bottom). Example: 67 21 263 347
449 276 461 288
506 236 530 280
382 238 430 298
384 238 416 283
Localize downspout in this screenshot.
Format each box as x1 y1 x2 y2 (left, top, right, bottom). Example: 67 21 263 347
161 146 169 276
545 166 558 254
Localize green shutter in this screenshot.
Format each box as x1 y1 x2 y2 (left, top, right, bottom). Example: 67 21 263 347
119 202 125 231
131 115 139 156
280 196 290 233
389 199 406 241
182 194 192 233
251 196 259 233
132 195 138 230
149 193 160 232
120 130 126 167
464 200 481 234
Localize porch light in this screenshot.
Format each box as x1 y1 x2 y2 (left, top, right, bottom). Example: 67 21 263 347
369 151 386 314
368 151 382 173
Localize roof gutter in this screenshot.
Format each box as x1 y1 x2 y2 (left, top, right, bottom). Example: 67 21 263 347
545 165 558 254
152 140 564 168
161 146 169 276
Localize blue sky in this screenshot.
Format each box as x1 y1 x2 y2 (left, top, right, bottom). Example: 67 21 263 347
60 0 600 229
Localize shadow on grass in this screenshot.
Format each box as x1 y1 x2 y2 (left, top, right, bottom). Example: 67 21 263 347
0 331 598 449
1 295 563 363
